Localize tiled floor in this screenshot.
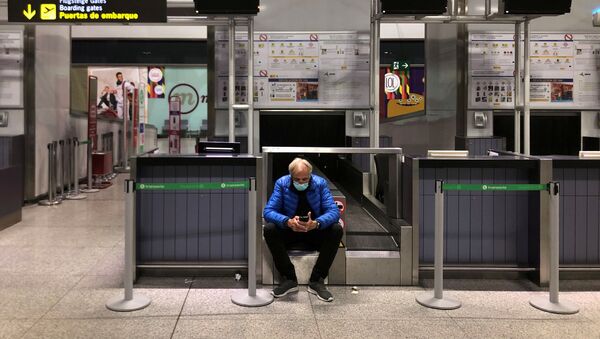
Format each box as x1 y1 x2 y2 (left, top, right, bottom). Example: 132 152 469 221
1 175 600 338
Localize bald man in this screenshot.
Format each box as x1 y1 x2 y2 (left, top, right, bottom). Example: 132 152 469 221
263 158 343 302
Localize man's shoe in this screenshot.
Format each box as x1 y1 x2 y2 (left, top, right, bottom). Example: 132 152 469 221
308 279 334 302
271 279 299 298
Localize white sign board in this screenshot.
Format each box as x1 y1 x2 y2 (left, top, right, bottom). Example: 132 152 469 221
0 31 24 108
215 31 370 109
469 32 600 110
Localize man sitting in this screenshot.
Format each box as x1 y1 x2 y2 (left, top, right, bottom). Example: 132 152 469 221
263 158 343 302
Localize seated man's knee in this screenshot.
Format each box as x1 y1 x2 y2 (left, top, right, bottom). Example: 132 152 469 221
329 223 344 239
263 223 278 239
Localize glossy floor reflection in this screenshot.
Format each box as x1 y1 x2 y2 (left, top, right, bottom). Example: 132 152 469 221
0 175 599 338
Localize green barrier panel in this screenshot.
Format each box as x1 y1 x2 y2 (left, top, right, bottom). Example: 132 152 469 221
79 140 91 145
442 183 548 191
136 181 249 190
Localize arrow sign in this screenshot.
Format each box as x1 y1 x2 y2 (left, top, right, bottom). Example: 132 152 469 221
402 63 409 69
23 4 36 20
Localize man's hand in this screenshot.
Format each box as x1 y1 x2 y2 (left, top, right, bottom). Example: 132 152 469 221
287 216 307 232
297 212 318 232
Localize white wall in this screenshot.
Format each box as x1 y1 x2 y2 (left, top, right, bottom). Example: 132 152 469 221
581 111 600 139
34 26 71 196
0 25 25 136
0 110 24 135
381 24 425 40
470 0 600 32
71 25 207 39
256 0 370 32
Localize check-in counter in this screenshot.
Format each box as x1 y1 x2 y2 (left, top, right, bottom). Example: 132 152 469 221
0 135 24 230
131 154 260 273
405 154 546 282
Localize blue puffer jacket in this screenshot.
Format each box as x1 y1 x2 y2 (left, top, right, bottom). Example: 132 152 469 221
263 174 340 229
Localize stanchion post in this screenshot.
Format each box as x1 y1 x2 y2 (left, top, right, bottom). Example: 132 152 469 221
530 182 578 314
106 179 151 312
231 177 274 307
416 180 461 310
81 141 99 193
66 138 87 200
59 140 65 198
39 142 61 206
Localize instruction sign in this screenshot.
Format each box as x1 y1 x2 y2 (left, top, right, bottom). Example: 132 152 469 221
469 32 600 110
8 0 166 23
215 31 370 109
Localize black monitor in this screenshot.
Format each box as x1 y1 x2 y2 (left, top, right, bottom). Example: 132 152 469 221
197 141 241 154
381 0 448 15
500 0 571 15
193 0 260 15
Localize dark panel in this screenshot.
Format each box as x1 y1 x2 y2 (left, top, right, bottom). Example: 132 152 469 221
481 196 495 263
260 113 346 150
151 165 165 261
574 196 587 263
446 195 459 261
72 40 208 65
587 197 599 264
174 166 188 261
380 41 425 65
516 194 529 265
458 195 470 263
493 168 506 263
493 114 580 156
163 166 176 261
422 194 435 263
562 196 576 263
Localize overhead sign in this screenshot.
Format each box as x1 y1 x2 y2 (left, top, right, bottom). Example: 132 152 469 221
8 0 167 23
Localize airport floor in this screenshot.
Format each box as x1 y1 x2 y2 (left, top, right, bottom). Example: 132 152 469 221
1 175 600 338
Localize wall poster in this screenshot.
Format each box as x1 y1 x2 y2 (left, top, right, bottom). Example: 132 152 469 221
469 32 600 110
215 31 370 109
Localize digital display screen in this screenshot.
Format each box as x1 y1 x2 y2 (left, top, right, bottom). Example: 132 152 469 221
8 0 167 23
193 0 259 15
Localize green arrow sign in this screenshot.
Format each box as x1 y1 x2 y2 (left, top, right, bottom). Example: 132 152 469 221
442 183 549 191
136 181 249 191
392 60 410 71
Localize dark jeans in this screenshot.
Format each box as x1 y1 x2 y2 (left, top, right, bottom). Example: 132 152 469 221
263 222 343 282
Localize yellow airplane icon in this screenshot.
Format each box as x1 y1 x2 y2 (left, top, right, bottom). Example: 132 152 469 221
40 4 56 20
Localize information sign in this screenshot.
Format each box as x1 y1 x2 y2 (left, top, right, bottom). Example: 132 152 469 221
8 0 167 23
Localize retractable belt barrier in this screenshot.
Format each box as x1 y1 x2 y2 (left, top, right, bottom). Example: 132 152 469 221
416 180 579 314
106 177 273 312
66 138 87 201
39 141 61 206
79 140 100 194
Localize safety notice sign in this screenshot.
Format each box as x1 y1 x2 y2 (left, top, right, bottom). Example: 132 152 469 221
8 0 167 23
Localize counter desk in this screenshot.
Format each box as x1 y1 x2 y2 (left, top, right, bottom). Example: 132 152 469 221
131 154 261 274
404 154 600 283
404 154 546 282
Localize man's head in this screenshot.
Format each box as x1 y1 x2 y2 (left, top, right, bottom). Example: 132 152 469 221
288 158 312 185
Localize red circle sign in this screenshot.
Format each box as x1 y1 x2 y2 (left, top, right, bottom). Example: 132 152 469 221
259 34 268 41
335 200 345 213
309 34 319 41
259 70 268 77
564 34 573 41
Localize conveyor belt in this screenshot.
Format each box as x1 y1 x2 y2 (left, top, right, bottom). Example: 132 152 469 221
333 183 399 251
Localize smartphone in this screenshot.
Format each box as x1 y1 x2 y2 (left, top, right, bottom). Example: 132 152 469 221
299 216 309 222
